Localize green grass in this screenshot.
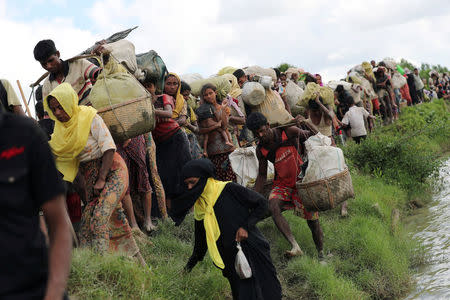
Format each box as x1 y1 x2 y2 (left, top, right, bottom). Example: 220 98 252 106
69 100 449 299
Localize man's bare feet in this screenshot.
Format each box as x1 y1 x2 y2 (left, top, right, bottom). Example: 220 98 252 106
284 246 304 258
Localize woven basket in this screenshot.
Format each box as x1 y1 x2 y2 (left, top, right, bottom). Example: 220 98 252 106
296 169 354 211
97 95 155 143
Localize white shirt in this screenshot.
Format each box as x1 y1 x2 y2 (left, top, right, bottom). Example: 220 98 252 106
342 106 369 137
78 114 116 163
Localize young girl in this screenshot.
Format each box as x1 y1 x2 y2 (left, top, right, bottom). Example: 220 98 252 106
196 83 234 157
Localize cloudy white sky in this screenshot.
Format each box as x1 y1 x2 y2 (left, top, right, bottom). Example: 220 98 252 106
1 0 450 106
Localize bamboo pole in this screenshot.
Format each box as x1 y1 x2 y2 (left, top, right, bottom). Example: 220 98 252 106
16 80 32 118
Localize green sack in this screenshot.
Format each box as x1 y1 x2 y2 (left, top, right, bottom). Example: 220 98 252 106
136 50 168 94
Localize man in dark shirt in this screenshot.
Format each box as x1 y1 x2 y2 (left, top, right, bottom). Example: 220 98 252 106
0 109 72 299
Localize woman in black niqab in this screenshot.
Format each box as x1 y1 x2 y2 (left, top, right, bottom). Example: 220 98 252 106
169 159 282 300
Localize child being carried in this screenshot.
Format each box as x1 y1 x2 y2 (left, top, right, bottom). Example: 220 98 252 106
196 83 234 157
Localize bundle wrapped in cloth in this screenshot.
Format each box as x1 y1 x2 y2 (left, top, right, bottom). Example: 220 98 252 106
103 39 145 80
136 50 168 94
190 75 232 101
252 88 293 125
217 66 237 76
241 82 265 106
297 82 335 109
391 72 407 89
229 146 274 188
180 73 203 85
285 81 304 108
243 66 277 81
89 56 155 143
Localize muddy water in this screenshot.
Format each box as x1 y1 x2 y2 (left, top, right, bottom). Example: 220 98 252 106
405 160 450 300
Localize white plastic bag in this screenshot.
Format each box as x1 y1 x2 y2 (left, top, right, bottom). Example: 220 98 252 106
235 242 252 279
229 146 274 187
303 133 347 183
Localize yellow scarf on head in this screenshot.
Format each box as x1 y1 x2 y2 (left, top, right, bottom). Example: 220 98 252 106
168 72 186 118
44 83 97 182
223 74 242 99
194 177 230 269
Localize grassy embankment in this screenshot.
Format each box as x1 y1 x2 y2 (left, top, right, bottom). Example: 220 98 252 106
69 100 450 299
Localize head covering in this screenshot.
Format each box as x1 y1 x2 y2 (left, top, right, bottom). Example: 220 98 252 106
166 73 185 119
44 83 97 182
222 74 242 98
181 158 215 179
171 159 215 225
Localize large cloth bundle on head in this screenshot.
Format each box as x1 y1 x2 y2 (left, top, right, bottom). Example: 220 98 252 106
217 66 237 76
391 72 407 89
327 80 352 90
382 58 397 70
285 81 304 108
136 50 168 94
252 88 293 125
180 73 203 85
190 75 232 101
241 82 266 106
222 73 242 99
298 82 335 108
243 66 277 81
103 39 145 80
89 58 155 143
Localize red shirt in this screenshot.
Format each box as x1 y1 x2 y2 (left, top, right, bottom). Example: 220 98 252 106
259 130 303 188
152 94 180 144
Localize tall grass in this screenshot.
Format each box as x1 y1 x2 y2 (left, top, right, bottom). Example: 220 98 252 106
69 100 449 299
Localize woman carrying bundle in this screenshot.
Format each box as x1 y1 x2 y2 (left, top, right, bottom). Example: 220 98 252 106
170 159 282 300
44 83 145 265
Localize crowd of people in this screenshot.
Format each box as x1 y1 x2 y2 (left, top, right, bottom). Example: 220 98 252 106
0 38 446 300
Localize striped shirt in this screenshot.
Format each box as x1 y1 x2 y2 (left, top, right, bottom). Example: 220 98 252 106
42 58 101 104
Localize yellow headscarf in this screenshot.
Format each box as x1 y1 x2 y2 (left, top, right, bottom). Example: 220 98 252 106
194 177 230 269
44 83 97 182
167 72 186 119
223 74 242 99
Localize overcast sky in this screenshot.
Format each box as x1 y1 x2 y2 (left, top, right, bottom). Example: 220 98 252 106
1 0 450 106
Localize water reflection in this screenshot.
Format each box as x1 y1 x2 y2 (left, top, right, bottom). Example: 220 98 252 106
405 160 450 300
